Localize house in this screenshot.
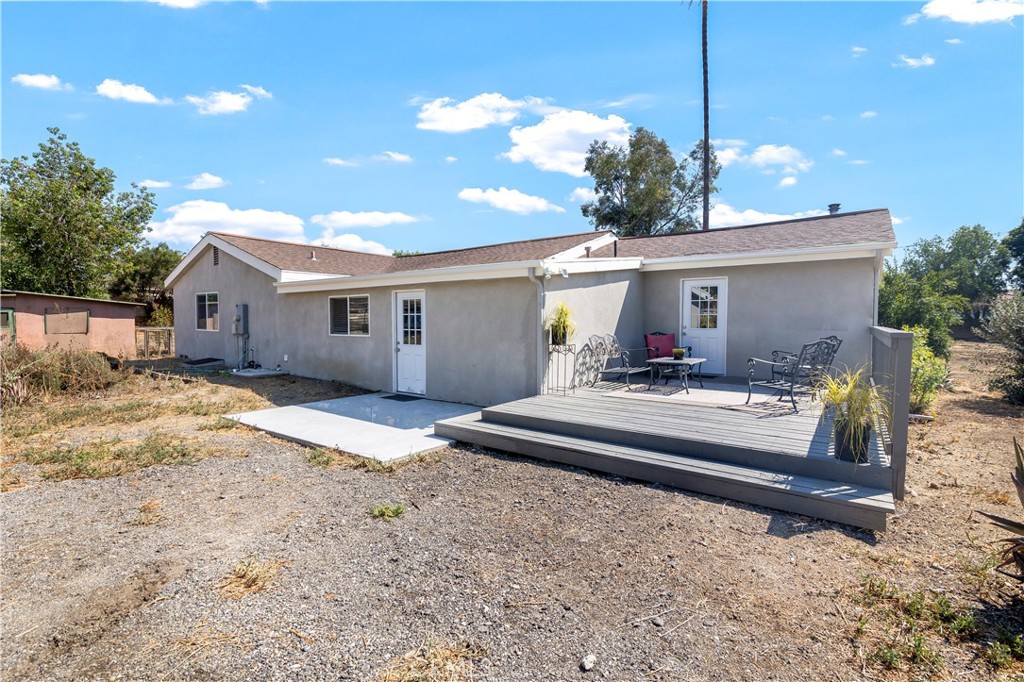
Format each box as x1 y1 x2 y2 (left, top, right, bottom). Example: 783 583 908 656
164 208 897 406
0 290 145 358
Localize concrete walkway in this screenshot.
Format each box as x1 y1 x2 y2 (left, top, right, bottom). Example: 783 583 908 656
228 393 478 463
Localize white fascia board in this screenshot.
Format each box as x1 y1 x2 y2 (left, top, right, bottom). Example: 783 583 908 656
164 234 282 287
549 232 618 260
276 260 542 294
280 271 351 282
639 241 897 272
540 257 643 276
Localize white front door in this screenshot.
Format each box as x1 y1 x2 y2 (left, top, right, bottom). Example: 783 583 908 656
395 291 426 395
680 278 728 375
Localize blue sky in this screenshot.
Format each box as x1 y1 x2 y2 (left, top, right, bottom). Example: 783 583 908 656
3 0 1022 256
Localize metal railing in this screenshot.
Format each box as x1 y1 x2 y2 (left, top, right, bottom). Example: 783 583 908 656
870 326 913 500
136 327 175 359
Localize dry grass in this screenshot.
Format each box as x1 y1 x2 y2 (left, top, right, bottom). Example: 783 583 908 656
135 498 164 526
19 434 197 481
219 557 285 599
1 466 24 493
157 621 244 668
376 640 485 682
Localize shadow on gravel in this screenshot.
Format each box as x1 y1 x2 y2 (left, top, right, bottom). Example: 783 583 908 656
956 396 1024 419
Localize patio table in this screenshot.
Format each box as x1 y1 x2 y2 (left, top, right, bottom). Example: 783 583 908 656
646 357 706 394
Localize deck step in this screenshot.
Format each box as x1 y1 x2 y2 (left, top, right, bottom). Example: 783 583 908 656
436 412 894 531
481 395 891 489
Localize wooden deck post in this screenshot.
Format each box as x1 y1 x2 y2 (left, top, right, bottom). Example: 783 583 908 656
871 326 912 501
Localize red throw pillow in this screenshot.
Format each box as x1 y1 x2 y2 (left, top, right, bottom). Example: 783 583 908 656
645 333 676 359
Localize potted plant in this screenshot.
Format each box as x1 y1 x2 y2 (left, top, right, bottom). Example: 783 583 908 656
819 367 886 463
547 302 576 346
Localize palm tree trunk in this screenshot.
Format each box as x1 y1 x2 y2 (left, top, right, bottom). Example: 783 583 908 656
702 0 710 231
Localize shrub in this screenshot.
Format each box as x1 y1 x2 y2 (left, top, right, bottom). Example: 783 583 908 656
976 292 1024 404
1 345 120 406
879 266 969 359
906 326 949 414
147 304 174 327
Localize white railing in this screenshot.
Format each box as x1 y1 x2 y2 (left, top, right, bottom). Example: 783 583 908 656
870 326 913 500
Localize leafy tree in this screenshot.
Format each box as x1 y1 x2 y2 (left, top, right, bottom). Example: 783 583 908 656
0 127 156 298
1003 217 1024 291
878 261 969 359
108 242 182 305
976 292 1024 404
902 225 1010 312
581 127 720 237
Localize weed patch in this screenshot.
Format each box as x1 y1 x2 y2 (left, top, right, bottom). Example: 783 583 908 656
376 640 485 682
370 504 407 522
198 417 241 431
219 557 285 599
306 447 340 467
135 498 164 526
20 434 196 480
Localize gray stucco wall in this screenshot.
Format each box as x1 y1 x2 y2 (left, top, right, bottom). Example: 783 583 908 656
642 258 877 377
173 247 538 406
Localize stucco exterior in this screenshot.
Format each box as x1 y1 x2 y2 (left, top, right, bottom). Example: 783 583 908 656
172 246 539 405
0 291 142 358
641 257 878 376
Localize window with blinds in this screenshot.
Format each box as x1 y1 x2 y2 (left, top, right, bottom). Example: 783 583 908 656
329 295 369 336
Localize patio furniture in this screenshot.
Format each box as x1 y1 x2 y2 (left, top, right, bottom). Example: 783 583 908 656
746 336 843 409
591 334 651 386
646 356 706 393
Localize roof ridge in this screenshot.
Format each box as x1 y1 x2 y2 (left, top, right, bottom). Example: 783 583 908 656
615 208 890 241
399 229 614 259
210 232 395 259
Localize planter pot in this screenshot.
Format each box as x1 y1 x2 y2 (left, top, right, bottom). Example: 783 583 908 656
550 329 568 346
835 420 873 464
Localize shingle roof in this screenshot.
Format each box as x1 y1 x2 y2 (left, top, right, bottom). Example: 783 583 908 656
589 209 896 259
212 230 611 276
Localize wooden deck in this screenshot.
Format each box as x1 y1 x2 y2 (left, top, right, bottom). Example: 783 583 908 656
435 392 896 531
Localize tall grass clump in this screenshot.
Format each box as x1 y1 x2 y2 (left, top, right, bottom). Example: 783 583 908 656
976 292 1024 405
906 326 949 415
1 345 120 406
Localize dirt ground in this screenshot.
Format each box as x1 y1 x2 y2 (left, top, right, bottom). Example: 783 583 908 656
1 341 1022 681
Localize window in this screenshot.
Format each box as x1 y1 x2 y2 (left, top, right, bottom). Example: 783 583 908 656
44 307 89 334
196 292 219 331
689 285 719 329
330 295 369 336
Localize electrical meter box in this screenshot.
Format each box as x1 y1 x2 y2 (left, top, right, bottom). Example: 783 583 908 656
232 303 249 336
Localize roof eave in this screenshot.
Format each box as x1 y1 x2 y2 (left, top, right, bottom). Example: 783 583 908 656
275 259 544 293
639 241 897 272
164 234 282 288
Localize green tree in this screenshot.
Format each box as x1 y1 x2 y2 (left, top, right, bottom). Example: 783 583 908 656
878 262 969 359
0 127 156 298
976 292 1024 404
581 127 720 237
903 225 1010 311
108 243 182 304
1003 217 1024 291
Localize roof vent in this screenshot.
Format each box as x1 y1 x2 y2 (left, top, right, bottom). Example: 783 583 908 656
310 249 317 261
828 203 841 215
584 246 592 258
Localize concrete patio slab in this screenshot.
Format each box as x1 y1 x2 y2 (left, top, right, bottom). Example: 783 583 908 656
227 393 478 462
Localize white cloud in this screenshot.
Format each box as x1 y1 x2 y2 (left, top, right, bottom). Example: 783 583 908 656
709 202 827 229
310 211 419 229
11 73 71 91
457 187 565 215
891 216 905 225
372 151 413 163
945 37 964 43
240 84 272 99
860 110 878 119
895 54 937 67
777 176 798 189
850 159 871 166
148 200 304 245
311 231 392 256
444 156 458 163
139 179 172 188
711 139 749 167
916 0 1024 24
832 148 848 157
568 187 597 203
185 173 227 190
504 110 632 177
96 79 171 105
149 0 206 7
323 157 358 167
416 92 545 132
821 114 836 122
185 85 271 115
715 141 814 175
851 46 868 57
599 93 655 109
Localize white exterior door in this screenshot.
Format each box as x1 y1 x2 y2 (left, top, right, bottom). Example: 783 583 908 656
680 278 728 375
395 291 426 395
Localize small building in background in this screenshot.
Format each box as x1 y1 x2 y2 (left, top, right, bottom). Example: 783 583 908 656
0 290 144 359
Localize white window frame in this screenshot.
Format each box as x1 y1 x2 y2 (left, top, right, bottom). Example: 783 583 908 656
196 292 220 332
329 295 370 337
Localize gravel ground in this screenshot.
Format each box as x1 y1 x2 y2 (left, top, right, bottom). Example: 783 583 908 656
2 343 1022 681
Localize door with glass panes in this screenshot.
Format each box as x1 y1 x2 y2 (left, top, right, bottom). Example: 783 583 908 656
680 278 727 375
394 291 426 394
